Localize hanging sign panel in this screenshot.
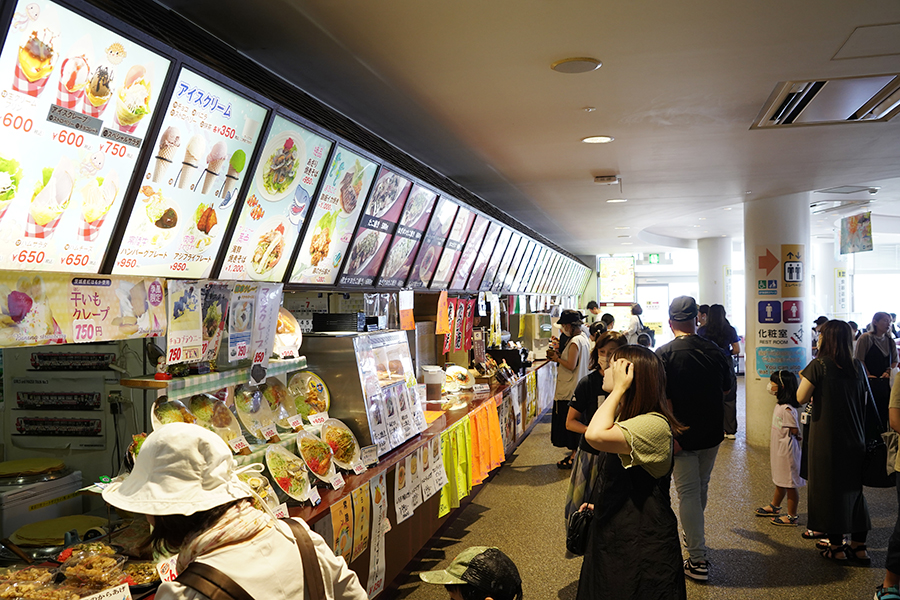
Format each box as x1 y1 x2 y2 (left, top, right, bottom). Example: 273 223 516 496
406 197 458 288
0 0 172 273
449 214 489 291
219 115 333 282
430 206 475 290
375 184 436 288
113 67 268 278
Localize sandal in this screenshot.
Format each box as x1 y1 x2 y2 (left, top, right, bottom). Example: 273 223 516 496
802 529 828 539
815 539 831 551
819 544 849 562
754 503 781 517
848 544 872 566
557 456 574 469
770 515 798 527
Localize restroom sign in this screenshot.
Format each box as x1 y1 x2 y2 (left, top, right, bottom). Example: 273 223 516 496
783 300 802 323
759 301 781 324
781 244 804 298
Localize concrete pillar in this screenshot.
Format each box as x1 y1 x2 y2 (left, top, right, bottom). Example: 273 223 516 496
811 241 846 319
698 237 732 314
744 193 811 448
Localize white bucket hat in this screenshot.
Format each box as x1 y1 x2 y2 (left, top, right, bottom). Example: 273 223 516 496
102 423 251 516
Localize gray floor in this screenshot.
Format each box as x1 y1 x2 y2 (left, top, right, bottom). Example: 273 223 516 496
393 379 897 600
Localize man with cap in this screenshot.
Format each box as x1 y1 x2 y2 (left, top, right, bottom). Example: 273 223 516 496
655 296 735 582
419 546 522 600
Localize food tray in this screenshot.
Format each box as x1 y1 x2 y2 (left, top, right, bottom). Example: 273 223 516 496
123 561 161 589
16 392 101 410
295 430 335 483
264 445 310 502
286 372 330 421
60 554 127 588
320 419 361 471
233 386 277 439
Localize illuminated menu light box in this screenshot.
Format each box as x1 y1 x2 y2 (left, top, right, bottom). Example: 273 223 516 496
406 197 458 288
112 67 268 278
543 253 561 294
430 205 475 290
339 167 412 287
376 183 437 288
509 239 535 294
466 221 501 291
449 213 489 291
523 245 546 294
491 232 521 293
532 249 553 294
0 0 172 273
219 114 334 282
290 146 379 285
479 226 511 291
501 236 528 293
599 256 635 303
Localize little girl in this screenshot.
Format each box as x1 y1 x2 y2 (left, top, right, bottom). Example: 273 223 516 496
755 370 805 526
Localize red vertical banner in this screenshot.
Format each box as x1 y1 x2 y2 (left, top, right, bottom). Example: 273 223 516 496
453 296 466 352
464 299 476 351
443 298 458 354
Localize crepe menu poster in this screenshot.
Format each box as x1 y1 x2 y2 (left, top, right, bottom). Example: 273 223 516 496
0 0 172 273
406 197 458 288
113 68 268 278
477 226 511 291
219 115 333 282
449 214 489 290
376 184 436 288
430 206 474 290
339 168 411 286
491 232 521 293
290 146 378 285
464 221 500 291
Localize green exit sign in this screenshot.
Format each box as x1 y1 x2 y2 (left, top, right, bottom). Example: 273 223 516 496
649 253 660 264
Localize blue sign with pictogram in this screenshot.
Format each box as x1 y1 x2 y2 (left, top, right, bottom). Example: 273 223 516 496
759 301 781 324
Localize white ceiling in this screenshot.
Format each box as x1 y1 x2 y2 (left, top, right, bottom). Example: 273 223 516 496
157 0 900 257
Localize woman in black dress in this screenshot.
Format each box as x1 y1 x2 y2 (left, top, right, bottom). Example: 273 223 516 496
576 345 686 600
697 304 741 438
855 311 898 429
797 319 871 563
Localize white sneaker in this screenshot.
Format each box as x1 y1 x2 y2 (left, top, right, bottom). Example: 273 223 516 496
724 433 736 440
684 558 709 581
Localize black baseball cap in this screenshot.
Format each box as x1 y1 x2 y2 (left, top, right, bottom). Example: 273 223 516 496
669 296 699 321
557 309 585 325
419 547 523 600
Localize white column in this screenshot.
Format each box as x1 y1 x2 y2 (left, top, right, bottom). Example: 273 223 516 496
811 241 845 318
698 237 733 312
744 193 811 448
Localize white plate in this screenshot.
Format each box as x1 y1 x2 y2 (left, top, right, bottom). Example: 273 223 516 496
255 130 307 203
345 229 385 276
247 216 289 280
265 445 310 502
321 419 361 470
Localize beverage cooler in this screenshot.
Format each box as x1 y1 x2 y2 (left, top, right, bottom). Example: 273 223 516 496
302 331 426 457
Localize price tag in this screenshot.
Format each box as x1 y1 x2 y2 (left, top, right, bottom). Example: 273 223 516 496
309 412 329 427
307 487 321 505
236 342 248 359
72 319 99 343
474 383 491 394
330 473 345 490
273 503 289 519
157 556 179 582
261 424 279 440
352 462 367 475
281 348 297 359
360 445 378 466
227 436 249 453
287 415 304 429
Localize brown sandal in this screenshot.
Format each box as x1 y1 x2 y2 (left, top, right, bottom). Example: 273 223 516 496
820 544 849 562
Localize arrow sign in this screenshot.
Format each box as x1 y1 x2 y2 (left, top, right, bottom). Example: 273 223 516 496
787 252 795 259
759 249 779 276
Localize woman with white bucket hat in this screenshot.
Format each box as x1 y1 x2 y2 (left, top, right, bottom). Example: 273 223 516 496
102 423 366 600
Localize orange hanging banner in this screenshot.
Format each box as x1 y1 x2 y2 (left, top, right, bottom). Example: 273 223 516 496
435 291 450 335
399 290 415 331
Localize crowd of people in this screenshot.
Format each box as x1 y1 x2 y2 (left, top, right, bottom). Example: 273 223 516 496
546 299 900 599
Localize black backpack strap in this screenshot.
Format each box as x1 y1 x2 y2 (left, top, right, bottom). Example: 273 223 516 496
284 518 327 600
176 562 255 600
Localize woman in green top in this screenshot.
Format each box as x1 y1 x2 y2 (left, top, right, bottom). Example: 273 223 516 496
576 345 687 600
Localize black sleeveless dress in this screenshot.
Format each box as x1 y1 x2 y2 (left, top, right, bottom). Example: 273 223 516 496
576 437 686 600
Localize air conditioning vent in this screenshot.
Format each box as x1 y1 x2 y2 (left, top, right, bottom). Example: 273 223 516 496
752 74 900 128
809 199 873 215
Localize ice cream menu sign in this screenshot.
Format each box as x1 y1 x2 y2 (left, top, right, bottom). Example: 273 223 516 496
339 168 411 287
290 146 378 285
112 68 268 278
406 197 458 289
219 115 333 282
0 0 171 273
376 184 436 288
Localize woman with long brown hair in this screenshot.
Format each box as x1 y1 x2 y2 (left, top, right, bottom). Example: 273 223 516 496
798 319 871 564
576 345 687 599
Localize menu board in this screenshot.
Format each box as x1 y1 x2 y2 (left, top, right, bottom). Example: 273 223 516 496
339 168 411 286
290 146 378 284
545 254 561 294
525 246 548 293
560 261 574 295
599 256 635 302
491 232 521 293
0 0 172 273
508 239 535 293
430 206 474 290
449 214 489 290
478 227 512 291
376 184 436 288
219 115 333 282
466 221 501 291
406 197 458 288
541 253 561 294
513 241 539 294
112 68 267 278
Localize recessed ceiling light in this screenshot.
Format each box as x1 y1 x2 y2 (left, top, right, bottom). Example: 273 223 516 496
703 231 708 233
721 234 727 237
746 191 752 194
621 242 633 245
693 225 701 228
699 217 706 220
723 207 732 211
551 57 602 74
582 135 615 144
607 198 627 203
618 235 631 238
614 226 630 230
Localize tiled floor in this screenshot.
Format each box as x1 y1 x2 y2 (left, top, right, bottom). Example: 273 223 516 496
392 378 897 600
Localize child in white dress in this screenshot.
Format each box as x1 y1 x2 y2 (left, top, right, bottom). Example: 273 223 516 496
754 370 805 526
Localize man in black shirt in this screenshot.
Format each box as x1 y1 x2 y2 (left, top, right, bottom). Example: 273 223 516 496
656 296 734 582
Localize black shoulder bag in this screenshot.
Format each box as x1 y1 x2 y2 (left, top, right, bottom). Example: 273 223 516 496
566 502 593 556
637 316 655 347
860 361 896 488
